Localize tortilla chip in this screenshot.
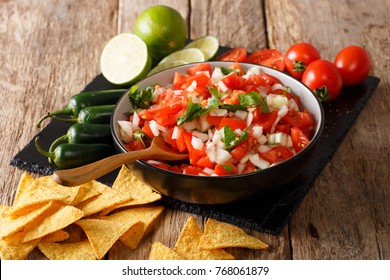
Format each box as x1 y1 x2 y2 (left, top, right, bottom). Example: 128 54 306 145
0 202 53 239
75 180 133 217
38 240 96 260
0 231 40 260
35 176 81 205
100 165 161 216
76 209 144 260
70 184 101 206
13 172 35 205
118 206 164 249
22 203 84 243
199 219 269 250
173 216 234 260
40 229 70 243
149 241 184 260
10 177 70 216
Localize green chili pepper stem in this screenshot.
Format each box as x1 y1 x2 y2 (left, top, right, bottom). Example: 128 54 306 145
36 107 74 128
50 115 78 123
49 135 69 153
34 137 54 162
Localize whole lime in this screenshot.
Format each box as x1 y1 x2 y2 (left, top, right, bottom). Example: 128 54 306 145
134 5 188 60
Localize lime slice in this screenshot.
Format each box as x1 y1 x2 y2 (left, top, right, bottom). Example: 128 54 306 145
100 33 152 85
148 60 188 76
184 36 219 60
159 48 205 65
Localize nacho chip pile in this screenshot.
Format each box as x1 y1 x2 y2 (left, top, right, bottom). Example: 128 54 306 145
1 165 269 260
149 216 269 260
0 165 163 260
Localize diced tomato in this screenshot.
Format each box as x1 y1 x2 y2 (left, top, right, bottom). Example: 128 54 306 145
273 146 294 160
169 165 182 173
228 62 245 75
196 156 214 169
183 165 202 175
221 72 241 90
214 163 238 176
151 162 170 170
290 126 310 153
219 117 247 131
258 73 281 86
281 109 315 129
223 90 244 105
255 111 278 130
173 72 187 89
206 114 224 127
275 124 291 134
186 72 211 88
141 123 155 139
230 140 248 160
259 149 279 163
187 63 212 76
124 139 144 151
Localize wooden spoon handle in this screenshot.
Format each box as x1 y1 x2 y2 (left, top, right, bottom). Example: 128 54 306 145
52 149 151 186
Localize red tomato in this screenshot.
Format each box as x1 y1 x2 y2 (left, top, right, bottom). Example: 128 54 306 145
246 49 285 72
214 163 238 176
219 117 247 131
290 127 310 153
284 42 321 79
187 63 212 76
230 140 249 160
281 109 315 130
301 59 342 102
173 72 186 89
334 45 371 86
216 48 247 62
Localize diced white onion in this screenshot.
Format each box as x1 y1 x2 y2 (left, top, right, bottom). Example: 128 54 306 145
239 153 250 163
149 120 166 136
145 160 164 165
192 131 209 142
271 83 286 91
206 145 216 163
215 148 232 165
182 121 198 132
196 70 210 77
287 135 293 148
258 145 272 153
267 94 289 111
191 136 204 150
237 162 246 174
288 99 300 111
171 126 180 140
278 105 289 118
258 134 268 145
186 80 197 92
209 108 228 117
211 67 223 83
132 111 140 128
217 80 228 93
270 116 280 134
268 132 289 146
246 110 253 126
257 86 269 97
242 66 262 78
202 167 214 175
198 114 212 132
118 120 133 142
250 154 270 169
252 125 263 139
234 110 248 120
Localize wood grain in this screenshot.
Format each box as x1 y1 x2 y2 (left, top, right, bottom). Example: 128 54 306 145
1 0 389 260
267 0 390 259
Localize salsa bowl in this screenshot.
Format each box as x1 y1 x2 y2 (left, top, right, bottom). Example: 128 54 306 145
111 62 324 204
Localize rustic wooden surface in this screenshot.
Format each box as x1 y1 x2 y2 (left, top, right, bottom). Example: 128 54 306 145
0 0 389 260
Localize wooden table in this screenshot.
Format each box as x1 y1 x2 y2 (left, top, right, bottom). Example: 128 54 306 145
1 0 389 260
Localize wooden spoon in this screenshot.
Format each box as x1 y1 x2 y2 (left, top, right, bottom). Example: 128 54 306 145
52 136 188 186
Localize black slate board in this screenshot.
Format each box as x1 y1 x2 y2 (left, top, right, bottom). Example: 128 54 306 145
10 51 380 235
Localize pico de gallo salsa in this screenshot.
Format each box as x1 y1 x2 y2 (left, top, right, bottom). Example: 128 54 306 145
117 62 315 176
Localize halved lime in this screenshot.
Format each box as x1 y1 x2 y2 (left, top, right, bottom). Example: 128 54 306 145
148 60 188 76
184 35 219 60
159 48 205 65
100 33 152 85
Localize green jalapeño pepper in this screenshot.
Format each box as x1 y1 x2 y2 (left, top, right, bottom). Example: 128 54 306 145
37 89 126 127
35 137 113 169
49 123 113 153
50 104 115 125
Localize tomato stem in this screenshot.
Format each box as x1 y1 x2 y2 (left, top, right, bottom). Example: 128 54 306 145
314 86 330 102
